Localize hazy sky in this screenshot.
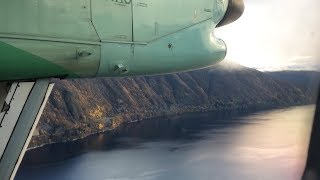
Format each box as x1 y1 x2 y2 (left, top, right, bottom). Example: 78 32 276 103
216 0 320 71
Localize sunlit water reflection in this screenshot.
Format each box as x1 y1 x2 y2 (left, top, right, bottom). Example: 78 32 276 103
16 105 315 180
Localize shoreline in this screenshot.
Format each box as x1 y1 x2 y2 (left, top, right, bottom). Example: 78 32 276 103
27 103 313 151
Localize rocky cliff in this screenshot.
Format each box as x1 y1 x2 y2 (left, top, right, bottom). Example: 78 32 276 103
29 61 311 148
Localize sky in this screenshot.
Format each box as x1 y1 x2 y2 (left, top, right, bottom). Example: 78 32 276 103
215 0 320 71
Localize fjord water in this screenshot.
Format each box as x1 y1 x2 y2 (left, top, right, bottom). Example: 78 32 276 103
16 105 315 180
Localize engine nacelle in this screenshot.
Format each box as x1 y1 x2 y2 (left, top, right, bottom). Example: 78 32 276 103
97 21 226 77
0 0 243 81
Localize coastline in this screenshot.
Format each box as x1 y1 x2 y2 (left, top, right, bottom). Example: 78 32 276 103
27 102 312 151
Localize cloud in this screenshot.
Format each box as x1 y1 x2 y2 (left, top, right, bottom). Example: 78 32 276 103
258 56 320 71
288 56 313 62
285 56 320 71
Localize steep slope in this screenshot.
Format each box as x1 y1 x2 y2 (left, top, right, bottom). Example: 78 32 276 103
29 61 309 147
267 71 320 102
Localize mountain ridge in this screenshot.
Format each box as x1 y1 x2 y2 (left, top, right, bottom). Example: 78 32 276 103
29 61 314 148
267 70 320 102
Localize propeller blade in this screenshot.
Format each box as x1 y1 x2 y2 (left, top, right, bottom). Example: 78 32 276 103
217 0 245 27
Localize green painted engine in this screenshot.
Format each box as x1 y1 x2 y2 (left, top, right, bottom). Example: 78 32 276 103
0 0 244 81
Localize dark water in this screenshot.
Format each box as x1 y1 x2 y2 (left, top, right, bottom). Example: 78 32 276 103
16 105 315 180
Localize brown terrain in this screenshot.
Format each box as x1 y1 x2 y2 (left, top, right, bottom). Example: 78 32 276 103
29 61 319 148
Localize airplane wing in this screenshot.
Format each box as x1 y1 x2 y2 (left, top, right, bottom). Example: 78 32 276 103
0 80 54 180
